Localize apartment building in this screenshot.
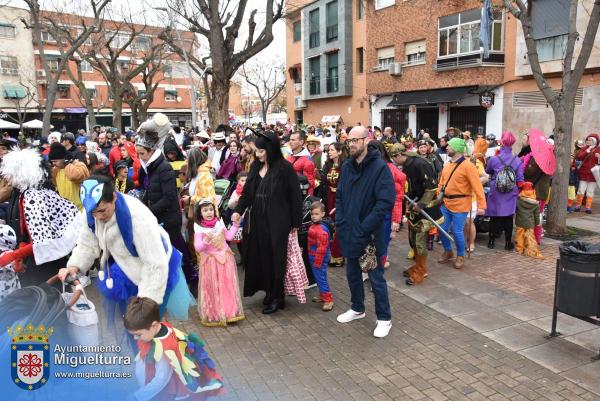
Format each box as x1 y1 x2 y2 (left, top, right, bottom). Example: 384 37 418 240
502 0 600 140
0 7 37 123
286 0 369 126
368 0 505 139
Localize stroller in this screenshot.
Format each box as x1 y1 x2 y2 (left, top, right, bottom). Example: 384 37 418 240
214 178 235 218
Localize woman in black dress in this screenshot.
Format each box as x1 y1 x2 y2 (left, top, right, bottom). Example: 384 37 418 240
231 131 302 314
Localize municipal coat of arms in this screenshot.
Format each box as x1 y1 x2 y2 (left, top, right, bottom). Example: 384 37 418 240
8 324 53 390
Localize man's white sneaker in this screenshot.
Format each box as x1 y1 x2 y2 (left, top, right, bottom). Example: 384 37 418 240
373 320 392 338
336 309 366 323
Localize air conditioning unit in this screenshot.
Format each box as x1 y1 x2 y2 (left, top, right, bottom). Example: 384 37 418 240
388 62 402 76
294 96 306 109
36 69 46 78
294 83 302 92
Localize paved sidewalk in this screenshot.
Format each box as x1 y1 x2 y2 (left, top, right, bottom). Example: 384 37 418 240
165 231 600 400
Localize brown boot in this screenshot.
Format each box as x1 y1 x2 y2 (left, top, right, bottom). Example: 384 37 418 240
312 295 323 303
407 255 428 285
454 256 465 269
437 251 455 264
403 264 416 278
322 301 334 311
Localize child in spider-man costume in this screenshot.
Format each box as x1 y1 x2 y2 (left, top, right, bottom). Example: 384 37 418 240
307 201 334 312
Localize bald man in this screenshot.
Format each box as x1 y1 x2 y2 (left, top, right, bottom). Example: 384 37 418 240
334 126 396 338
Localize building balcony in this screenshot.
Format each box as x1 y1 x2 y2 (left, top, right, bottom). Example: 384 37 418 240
309 78 320 95
434 52 504 71
326 75 339 93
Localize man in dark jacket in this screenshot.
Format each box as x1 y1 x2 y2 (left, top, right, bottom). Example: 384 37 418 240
335 126 395 338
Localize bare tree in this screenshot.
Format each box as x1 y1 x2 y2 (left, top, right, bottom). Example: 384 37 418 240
65 57 97 127
0 73 39 131
76 19 166 133
502 0 600 235
241 61 286 123
20 0 111 134
126 56 166 129
160 0 284 127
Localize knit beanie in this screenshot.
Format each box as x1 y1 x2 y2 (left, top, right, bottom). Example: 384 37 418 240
48 143 67 161
447 138 466 154
500 131 516 148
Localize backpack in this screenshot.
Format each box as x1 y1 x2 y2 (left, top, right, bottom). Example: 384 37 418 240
495 156 517 193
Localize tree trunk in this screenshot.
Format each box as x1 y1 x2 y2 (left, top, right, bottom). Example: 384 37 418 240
545 103 575 235
85 99 96 128
208 79 230 127
261 100 267 124
43 81 58 133
112 97 123 133
130 104 139 130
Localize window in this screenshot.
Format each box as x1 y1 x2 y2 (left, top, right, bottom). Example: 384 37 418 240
138 89 147 98
357 47 364 73
438 8 484 58
80 60 93 73
107 32 130 49
41 30 55 42
326 1 338 43
531 0 568 62
375 0 395 10
537 35 567 62
46 58 60 73
291 67 302 84
163 63 172 77
326 52 338 93
77 28 93 45
405 40 426 65
84 88 96 99
357 0 364 19
57 84 70 99
0 23 16 38
0 56 18 75
309 9 320 48
117 61 130 74
309 56 320 95
164 89 178 101
376 46 394 69
293 21 301 42
134 36 151 51
490 17 503 52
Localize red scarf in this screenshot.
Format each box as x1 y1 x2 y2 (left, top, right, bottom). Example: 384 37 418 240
200 217 218 228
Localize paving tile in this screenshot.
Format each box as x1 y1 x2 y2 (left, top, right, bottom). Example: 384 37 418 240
561 362 600 396
471 288 529 307
501 301 553 321
429 296 494 317
453 311 522 333
482 323 550 351
519 339 597 373
529 313 599 336
564 328 600 354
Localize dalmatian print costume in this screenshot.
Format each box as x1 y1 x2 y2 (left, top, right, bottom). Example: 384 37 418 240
22 188 81 265
0 224 19 302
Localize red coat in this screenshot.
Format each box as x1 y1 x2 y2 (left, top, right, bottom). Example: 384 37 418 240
388 163 406 224
287 148 316 195
577 134 600 182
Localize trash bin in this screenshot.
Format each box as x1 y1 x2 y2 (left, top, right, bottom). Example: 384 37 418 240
557 241 600 318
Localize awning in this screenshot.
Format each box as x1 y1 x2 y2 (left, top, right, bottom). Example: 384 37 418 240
2 85 26 99
164 90 178 96
321 115 341 124
22 119 51 129
0 118 19 129
386 86 477 107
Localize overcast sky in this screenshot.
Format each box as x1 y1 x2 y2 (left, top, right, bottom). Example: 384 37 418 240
8 0 286 62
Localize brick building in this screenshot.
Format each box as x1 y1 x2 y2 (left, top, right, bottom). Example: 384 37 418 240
502 0 600 141
367 0 505 139
285 0 369 127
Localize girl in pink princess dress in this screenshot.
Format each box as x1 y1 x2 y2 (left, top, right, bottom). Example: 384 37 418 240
194 198 245 327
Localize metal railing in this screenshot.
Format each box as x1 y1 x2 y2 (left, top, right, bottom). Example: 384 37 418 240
309 78 320 95
326 24 338 42
326 75 339 93
309 31 319 48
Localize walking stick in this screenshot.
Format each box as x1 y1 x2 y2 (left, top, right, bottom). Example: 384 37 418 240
405 196 454 243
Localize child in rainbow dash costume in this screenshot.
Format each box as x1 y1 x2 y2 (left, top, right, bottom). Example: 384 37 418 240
124 296 223 401
58 175 195 326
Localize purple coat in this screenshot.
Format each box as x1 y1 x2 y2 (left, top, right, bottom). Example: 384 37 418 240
485 147 524 217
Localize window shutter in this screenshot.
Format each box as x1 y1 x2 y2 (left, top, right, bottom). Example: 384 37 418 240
377 46 394 59
405 40 425 56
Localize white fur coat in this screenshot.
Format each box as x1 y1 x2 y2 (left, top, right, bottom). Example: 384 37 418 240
67 195 171 304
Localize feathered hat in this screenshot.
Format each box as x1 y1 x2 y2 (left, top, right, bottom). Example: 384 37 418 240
136 113 171 150
0 148 48 191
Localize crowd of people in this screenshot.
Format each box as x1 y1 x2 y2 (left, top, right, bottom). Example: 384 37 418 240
0 113 595 400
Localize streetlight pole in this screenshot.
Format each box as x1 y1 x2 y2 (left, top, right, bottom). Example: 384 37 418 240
155 7 198 129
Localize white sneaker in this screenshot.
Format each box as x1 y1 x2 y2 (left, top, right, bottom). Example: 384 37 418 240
337 309 366 323
373 320 392 338
362 272 369 281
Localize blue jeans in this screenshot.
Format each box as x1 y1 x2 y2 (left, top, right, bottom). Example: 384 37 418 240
440 205 468 257
346 257 391 321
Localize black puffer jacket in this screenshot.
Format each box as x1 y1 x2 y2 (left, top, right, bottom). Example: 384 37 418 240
138 153 182 233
